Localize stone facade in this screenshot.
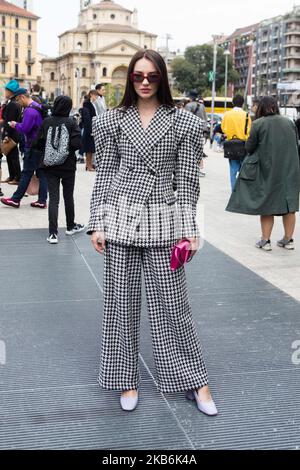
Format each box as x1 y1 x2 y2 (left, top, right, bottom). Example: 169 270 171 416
41 0 157 106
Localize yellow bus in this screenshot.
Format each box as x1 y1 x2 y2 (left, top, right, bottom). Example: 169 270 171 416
204 97 233 115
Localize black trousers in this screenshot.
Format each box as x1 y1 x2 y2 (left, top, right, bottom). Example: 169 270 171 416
6 146 21 181
45 171 76 235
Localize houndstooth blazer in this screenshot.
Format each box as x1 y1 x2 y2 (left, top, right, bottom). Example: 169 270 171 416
87 104 205 247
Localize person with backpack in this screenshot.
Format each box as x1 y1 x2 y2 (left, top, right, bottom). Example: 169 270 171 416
34 95 85 244
0 88 48 209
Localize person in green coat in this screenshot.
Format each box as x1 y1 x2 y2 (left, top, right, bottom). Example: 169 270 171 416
226 96 300 251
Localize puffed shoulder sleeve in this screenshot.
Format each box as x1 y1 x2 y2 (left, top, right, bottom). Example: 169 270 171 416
87 111 120 235
91 113 110 167
174 115 204 239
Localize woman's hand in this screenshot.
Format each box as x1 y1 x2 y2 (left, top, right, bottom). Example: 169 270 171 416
186 237 201 260
91 231 106 254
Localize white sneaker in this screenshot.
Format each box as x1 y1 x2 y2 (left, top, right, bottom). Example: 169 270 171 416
65 224 86 236
47 234 58 245
277 238 295 250
255 239 272 251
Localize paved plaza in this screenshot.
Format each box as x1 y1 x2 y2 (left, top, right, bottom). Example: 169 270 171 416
0 146 300 449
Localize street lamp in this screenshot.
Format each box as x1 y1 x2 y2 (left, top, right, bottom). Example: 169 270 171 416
244 39 254 109
210 35 219 148
223 49 231 111
75 42 82 109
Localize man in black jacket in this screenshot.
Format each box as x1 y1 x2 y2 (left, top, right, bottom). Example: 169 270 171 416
1 80 22 185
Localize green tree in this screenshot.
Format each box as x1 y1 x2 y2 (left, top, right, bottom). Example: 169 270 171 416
172 44 239 96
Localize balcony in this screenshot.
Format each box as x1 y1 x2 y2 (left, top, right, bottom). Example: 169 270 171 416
26 58 35 65
1 55 9 62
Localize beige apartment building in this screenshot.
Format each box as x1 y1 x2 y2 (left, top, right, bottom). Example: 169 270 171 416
41 0 157 106
0 0 39 96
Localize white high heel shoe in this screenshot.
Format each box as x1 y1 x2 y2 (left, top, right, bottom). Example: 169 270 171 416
186 389 218 416
120 390 139 411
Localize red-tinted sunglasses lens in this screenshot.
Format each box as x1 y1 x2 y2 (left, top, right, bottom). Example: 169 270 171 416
130 73 161 83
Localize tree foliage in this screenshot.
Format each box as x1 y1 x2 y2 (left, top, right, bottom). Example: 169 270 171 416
172 44 239 95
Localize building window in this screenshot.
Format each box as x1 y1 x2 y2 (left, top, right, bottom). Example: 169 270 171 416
15 18 19 28
15 64 19 77
1 46 5 58
93 14 97 19
27 65 32 76
2 31 5 42
15 33 19 44
82 67 87 78
15 48 18 59
28 49 31 60
28 35 31 45
28 20 32 30
103 67 107 77
50 72 55 81
110 14 115 19
2 16 5 27
1 62 5 73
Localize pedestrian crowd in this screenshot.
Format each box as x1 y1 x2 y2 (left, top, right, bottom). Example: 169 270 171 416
0 74 299 253
0 80 107 244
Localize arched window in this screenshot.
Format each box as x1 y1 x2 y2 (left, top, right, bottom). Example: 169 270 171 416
82 67 87 78
103 67 107 77
50 72 55 81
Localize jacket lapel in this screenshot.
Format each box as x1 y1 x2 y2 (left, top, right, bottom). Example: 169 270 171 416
119 105 176 172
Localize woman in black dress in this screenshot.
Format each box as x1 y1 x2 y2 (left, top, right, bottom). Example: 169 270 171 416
81 90 98 172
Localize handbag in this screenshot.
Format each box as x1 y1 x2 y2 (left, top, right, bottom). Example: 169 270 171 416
1 137 17 157
26 174 40 196
170 239 193 271
224 113 249 160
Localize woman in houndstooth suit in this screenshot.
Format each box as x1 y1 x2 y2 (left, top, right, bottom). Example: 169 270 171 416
88 50 218 415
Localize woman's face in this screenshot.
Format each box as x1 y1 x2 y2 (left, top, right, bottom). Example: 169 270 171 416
132 58 160 101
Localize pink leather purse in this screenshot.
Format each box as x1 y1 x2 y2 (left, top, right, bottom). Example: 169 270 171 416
170 239 193 271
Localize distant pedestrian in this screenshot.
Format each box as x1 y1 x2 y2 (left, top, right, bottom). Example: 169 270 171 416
185 91 207 122
1 80 22 185
33 96 84 244
95 83 107 115
81 90 98 172
222 94 251 190
251 98 260 121
1 88 47 209
226 96 300 251
185 91 207 177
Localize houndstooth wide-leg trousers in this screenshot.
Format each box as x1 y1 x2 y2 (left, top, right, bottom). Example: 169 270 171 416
98 241 209 393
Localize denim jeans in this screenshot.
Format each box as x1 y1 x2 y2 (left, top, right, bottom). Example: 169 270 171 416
12 148 48 203
229 158 245 191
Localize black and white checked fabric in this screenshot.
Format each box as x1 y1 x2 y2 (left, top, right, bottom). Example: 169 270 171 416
87 104 205 247
99 242 209 393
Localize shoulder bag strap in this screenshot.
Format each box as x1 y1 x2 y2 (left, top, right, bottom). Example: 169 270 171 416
244 113 249 138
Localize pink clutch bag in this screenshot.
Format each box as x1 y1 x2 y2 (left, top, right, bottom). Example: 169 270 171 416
170 239 193 271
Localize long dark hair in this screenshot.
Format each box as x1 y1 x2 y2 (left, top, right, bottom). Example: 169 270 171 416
255 96 280 119
118 50 174 109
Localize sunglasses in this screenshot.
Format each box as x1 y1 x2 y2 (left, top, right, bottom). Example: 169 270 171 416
130 72 162 84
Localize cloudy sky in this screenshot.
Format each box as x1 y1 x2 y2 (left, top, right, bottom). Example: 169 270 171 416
35 0 298 57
